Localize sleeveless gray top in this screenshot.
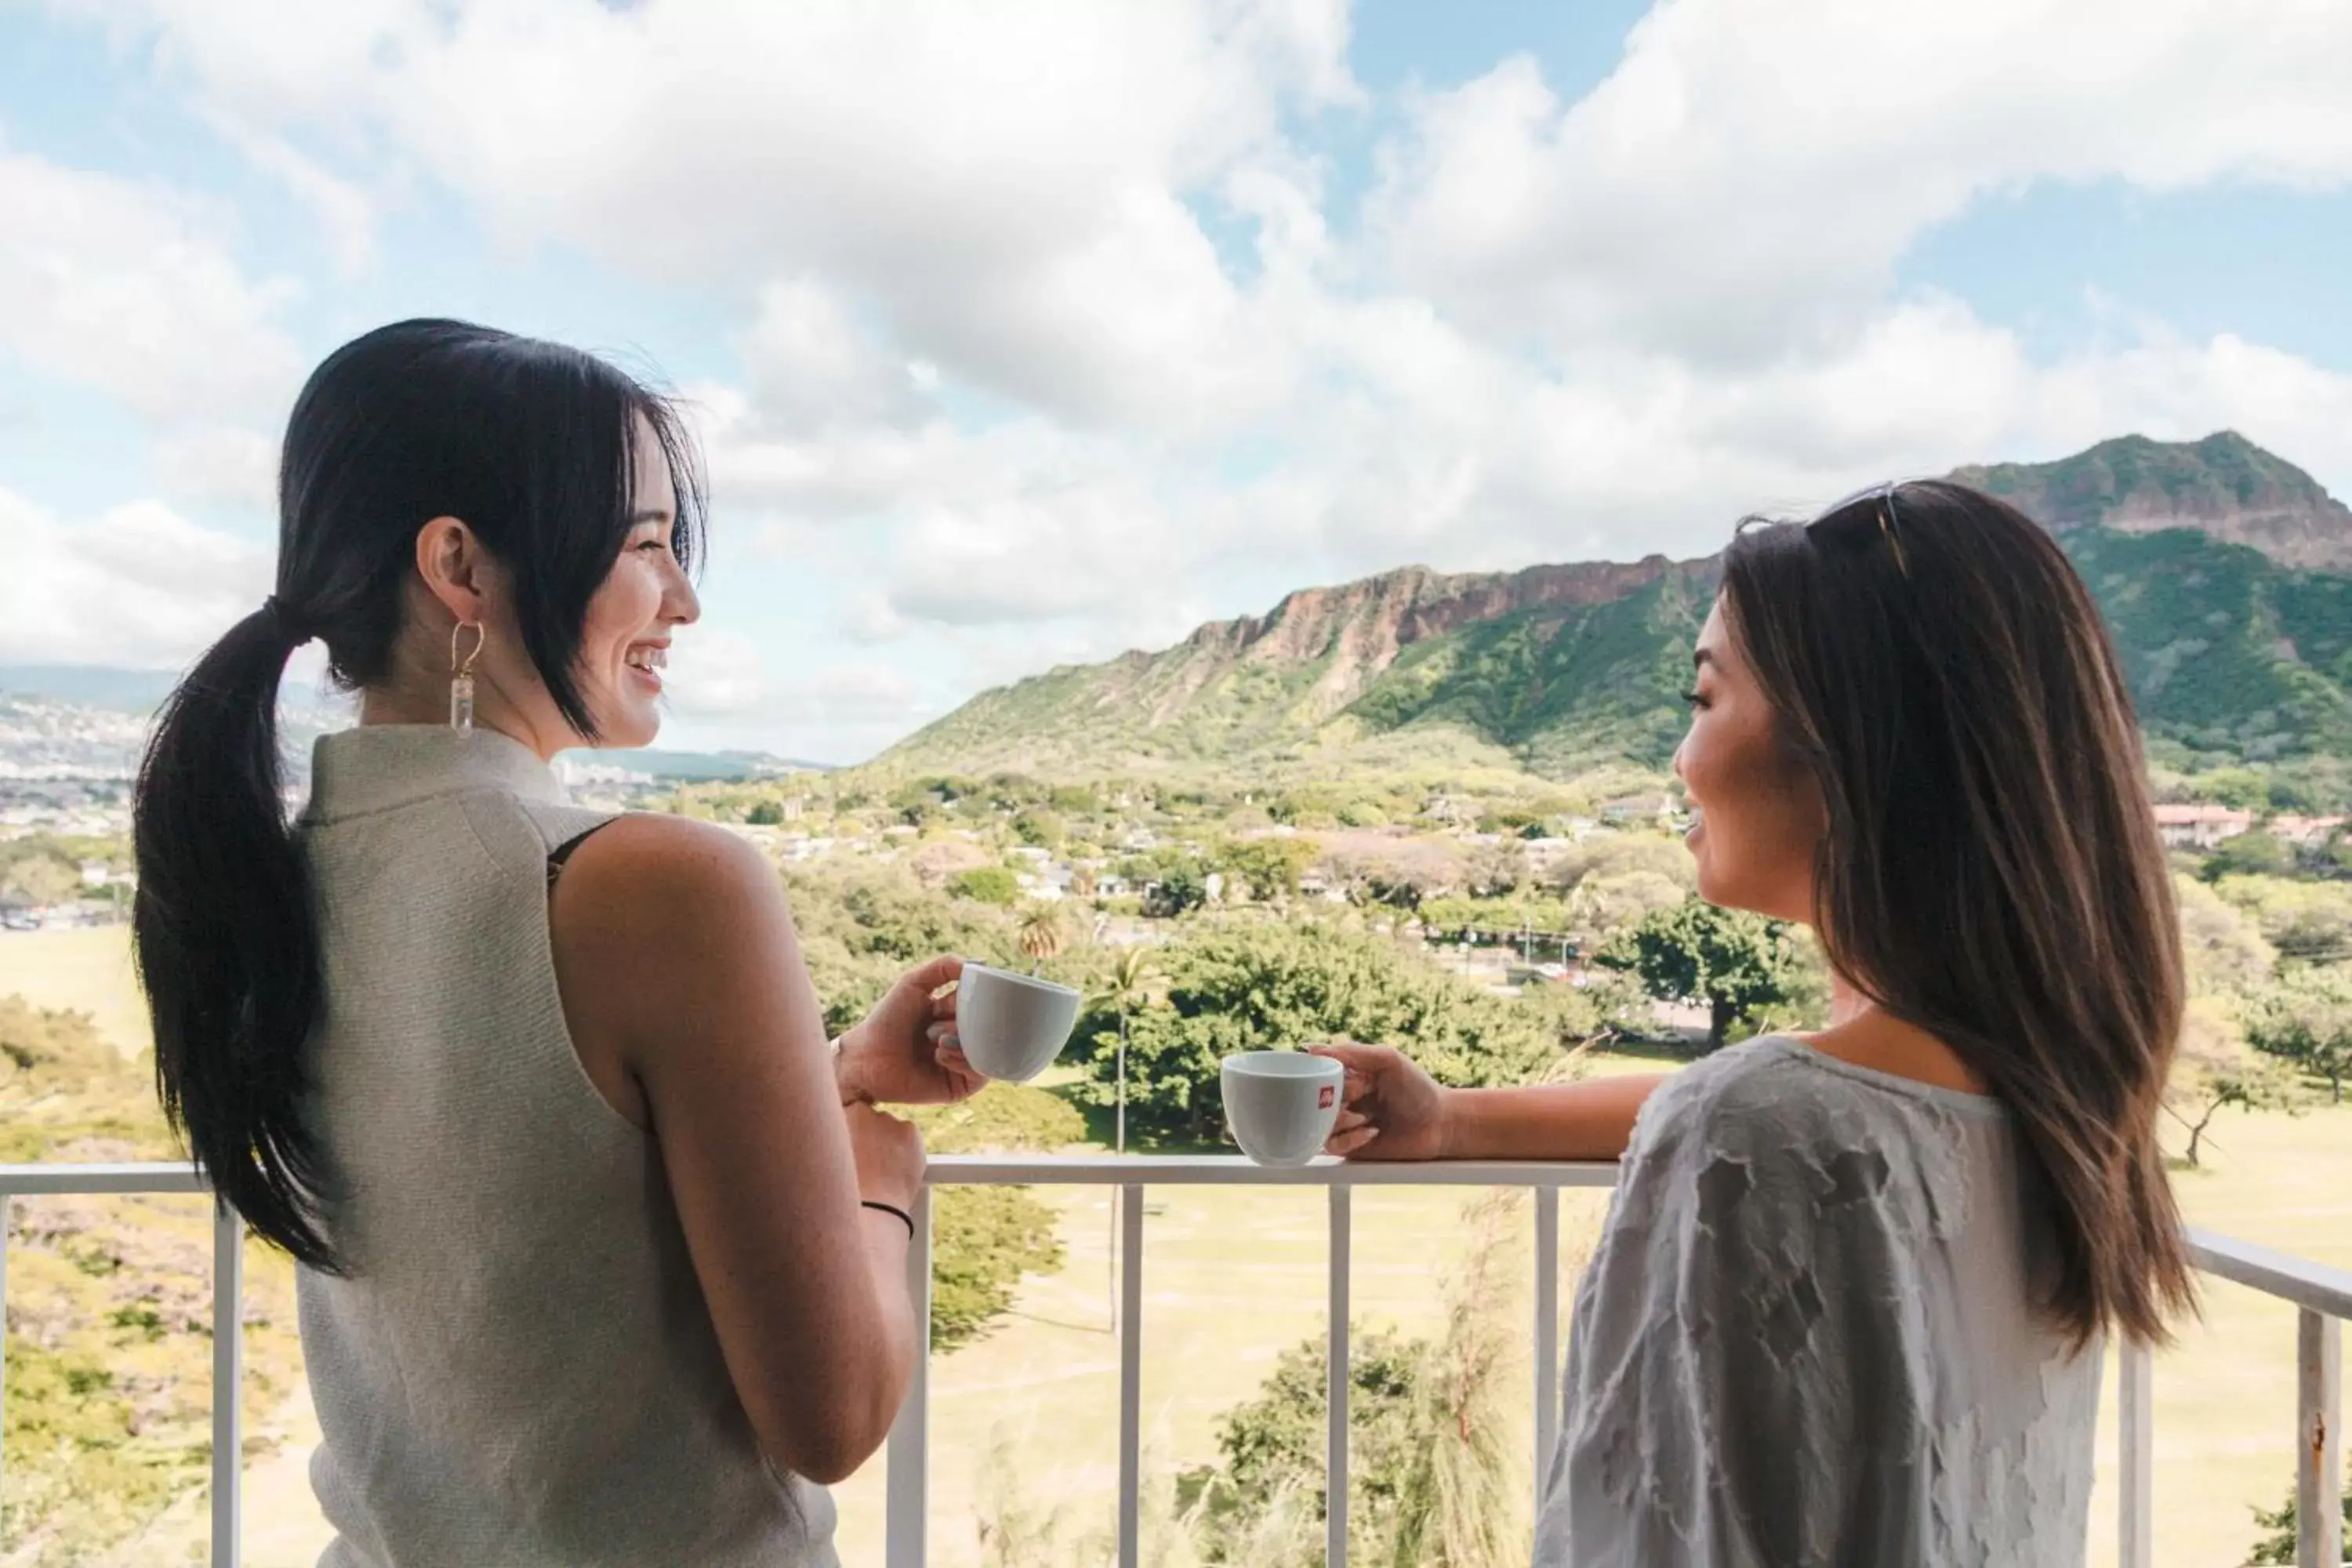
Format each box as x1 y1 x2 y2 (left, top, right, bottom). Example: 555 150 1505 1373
296 725 837 1566
1536 1036 2100 1566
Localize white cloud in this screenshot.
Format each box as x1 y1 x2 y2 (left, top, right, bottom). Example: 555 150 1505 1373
735 278 931 433
22 0 2352 766
1366 0 2352 361
78 0 1356 430
0 488 271 666
659 626 771 720
658 626 927 760
0 145 302 510
201 118 378 274
0 147 302 425
661 619 924 731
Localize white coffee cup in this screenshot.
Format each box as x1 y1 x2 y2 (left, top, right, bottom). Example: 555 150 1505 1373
1221 1051 1344 1167
955 963 1082 1083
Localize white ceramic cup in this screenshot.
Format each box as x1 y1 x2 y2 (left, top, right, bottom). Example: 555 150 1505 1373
955 963 1082 1083
1221 1051 1345 1167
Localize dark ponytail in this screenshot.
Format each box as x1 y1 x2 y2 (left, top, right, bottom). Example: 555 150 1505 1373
135 601 336 1268
132 319 705 1269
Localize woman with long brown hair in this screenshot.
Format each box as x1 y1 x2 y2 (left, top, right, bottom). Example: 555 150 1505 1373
1317 480 2190 1564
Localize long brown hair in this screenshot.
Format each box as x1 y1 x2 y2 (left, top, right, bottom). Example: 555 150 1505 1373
1719 478 2192 1347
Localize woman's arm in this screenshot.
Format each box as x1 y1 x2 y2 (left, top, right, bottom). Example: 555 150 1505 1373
1311 1042 1665 1162
548 815 920 1485
1443 1078 1669 1160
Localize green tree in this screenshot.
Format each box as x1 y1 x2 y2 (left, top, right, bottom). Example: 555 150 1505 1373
0 849 82 910
2247 1483 2349 1565
951 866 1023 907
1466 837 1529 897
2167 1004 2309 1168
2202 831 2294 882
1595 897 1802 1053
2217 875 2352 961
1102 946 1160 1155
1540 832 1694 897
2173 874 2278 995
1011 808 1066 849
784 862 1019 1032
911 1086 1083 1352
1183 1192 1527 1567
745 800 785 826
1218 836 1320 904
1185 1327 1427 1566
1564 870 1686 946
1067 924 1553 1143
1145 860 1210 918
1016 904 1067 967
2244 966 2352 1102
1521 971 1643 1048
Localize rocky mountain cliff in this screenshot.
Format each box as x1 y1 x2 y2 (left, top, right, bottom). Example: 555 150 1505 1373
880 433 2352 782
1955 430 2352 572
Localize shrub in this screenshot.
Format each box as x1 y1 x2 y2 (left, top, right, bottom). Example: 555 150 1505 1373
1596 897 1805 1053
912 1084 1085 1352
1065 924 1555 1143
950 866 1024 907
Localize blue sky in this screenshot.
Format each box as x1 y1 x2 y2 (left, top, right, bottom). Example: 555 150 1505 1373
3 0 2350 761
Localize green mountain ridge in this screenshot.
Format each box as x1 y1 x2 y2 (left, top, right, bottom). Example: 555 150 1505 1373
880 433 2352 786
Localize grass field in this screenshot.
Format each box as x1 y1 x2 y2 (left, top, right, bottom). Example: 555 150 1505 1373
5 927 2344 1567
0 926 151 1059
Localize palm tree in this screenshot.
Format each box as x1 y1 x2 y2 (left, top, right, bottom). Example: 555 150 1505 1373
1017 904 1066 971
1104 945 1157 1156
1102 943 1159 1335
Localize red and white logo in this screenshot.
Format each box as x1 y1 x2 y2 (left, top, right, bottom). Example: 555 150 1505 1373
1318 1085 1336 1109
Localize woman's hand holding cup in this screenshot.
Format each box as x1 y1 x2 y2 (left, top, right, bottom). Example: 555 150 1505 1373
1305 1041 1452 1161
835 953 983 1107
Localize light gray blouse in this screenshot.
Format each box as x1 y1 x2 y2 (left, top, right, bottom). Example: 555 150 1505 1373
1535 1036 2100 1566
296 726 837 1566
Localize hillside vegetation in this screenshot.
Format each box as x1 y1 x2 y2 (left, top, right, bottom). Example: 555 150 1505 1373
881 434 2352 797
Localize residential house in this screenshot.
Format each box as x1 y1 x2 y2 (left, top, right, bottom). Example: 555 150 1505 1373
1421 793 1477 826
2152 804 2256 850
1599 795 1679 831
1522 837 1581 878
2268 813 2347 848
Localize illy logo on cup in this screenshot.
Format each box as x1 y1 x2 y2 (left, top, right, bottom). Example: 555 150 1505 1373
1318 1085 1335 1109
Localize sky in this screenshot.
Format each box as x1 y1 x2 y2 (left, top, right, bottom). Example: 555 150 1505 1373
3 0 2351 764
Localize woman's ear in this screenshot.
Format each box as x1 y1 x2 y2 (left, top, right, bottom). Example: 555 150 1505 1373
414 516 492 628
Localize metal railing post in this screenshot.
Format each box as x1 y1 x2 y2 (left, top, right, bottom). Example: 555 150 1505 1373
2119 1338 2153 1568
1327 1186 1352 1567
1117 1184 1145 1568
2 1194 10 1519
884 1187 934 1568
1534 1185 1560 1511
2298 1308 2342 1568
212 1205 244 1568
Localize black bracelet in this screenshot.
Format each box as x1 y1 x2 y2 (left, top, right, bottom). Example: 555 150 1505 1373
861 1200 915 1239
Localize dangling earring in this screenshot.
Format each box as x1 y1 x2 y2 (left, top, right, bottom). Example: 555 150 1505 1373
449 620 486 733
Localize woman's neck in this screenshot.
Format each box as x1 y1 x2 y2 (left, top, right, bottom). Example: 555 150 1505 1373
1812 969 1994 1098
356 685 550 760
1828 970 1875 1027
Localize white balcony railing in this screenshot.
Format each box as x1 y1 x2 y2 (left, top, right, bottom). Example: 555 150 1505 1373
1 1158 2346 1568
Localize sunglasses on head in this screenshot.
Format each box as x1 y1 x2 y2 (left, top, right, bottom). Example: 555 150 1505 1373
1813 480 1911 578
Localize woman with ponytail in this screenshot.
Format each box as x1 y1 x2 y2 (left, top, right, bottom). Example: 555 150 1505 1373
134 320 977 1566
